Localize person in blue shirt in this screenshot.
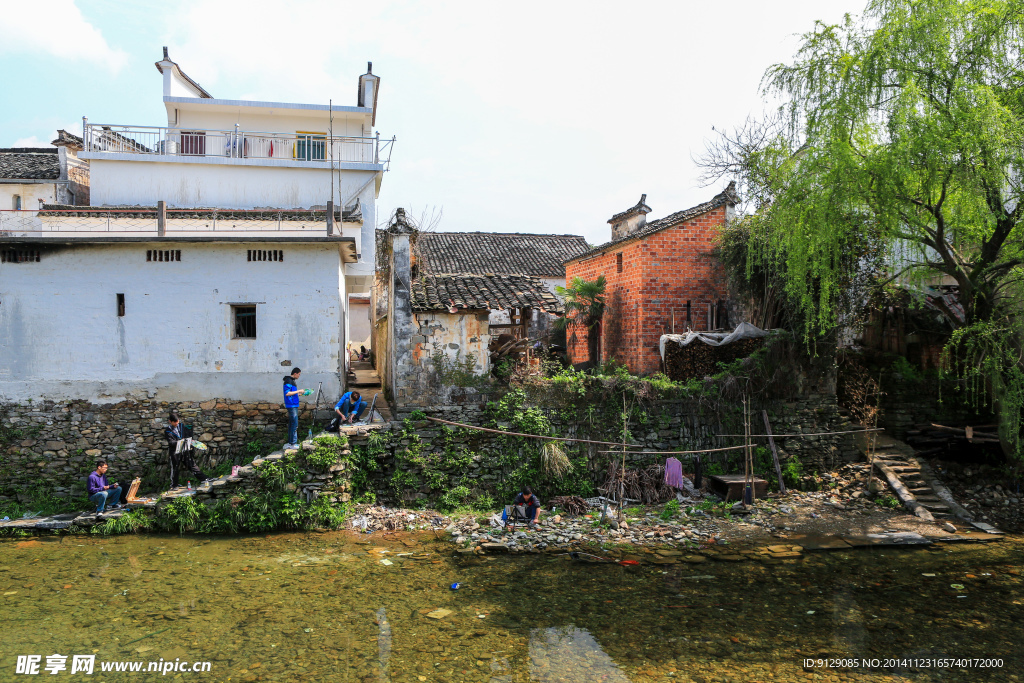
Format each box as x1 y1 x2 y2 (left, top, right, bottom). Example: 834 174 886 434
334 390 367 426
282 368 305 448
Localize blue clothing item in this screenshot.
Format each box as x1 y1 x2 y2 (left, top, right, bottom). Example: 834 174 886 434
90 487 121 513
335 392 367 418
87 471 109 496
283 380 301 408
287 406 299 445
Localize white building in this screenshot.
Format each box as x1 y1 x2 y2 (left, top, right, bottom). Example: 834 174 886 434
0 49 390 403
0 131 90 210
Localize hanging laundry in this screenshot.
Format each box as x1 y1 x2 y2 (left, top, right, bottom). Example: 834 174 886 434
664 457 685 489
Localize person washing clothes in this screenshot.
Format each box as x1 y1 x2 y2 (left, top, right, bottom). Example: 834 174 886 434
334 390 367 426
283 368 310 448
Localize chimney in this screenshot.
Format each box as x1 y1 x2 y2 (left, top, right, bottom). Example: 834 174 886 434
608 194 652 241
358 61 381 126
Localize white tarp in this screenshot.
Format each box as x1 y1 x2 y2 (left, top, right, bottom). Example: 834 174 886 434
659 322 769 360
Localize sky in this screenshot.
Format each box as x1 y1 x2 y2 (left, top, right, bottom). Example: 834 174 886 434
0 0 857 245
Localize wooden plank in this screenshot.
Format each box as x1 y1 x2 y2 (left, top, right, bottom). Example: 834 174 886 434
762 410 786 494
876 462 934 522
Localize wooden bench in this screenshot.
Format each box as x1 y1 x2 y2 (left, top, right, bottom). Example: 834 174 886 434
709 474 768 502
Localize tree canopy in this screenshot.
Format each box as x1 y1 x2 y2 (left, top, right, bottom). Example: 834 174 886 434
704 0 1024 460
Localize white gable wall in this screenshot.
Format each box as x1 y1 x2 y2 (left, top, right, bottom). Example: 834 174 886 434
0 242 347 403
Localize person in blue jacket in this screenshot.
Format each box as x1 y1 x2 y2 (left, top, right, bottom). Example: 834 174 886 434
282 368 306 448
334 390 367 426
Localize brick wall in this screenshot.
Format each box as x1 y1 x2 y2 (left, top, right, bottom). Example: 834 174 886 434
566 207 730 374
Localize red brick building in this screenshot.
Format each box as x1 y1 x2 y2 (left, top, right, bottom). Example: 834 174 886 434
564 183 737 374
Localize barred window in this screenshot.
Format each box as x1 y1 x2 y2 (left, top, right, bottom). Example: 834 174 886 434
248 249 284 262
232 305 257 339
1 249 40 263
146 249 181 262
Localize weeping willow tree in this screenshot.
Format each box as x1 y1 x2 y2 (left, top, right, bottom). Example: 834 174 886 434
704 0 1024 464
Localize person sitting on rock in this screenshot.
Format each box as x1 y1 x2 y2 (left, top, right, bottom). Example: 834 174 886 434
513 486 542 527
87 460 122 515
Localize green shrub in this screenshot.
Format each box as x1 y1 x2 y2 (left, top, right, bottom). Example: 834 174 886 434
437 485 471 512
659 499 681 520
306 435 349 470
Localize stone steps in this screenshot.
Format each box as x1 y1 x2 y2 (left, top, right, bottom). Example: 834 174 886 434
860 430 975 528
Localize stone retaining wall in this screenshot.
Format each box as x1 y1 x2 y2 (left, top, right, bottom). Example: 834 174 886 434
348 382 857 506
0 398 312 503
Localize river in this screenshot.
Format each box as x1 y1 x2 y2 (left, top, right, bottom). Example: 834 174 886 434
0 532 1020 682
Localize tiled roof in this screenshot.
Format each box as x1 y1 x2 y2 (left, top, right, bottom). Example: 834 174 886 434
608 193 651 223
0 148 60 180
568 182 738 262
51 130 83 149
415 232 590 278
410 273 564 313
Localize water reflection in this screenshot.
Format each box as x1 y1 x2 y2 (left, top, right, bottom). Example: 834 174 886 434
0 533 1019 682
529 626 630 682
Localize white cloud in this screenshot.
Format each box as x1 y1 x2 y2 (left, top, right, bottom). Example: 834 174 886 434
11 136 52 148
0 0 127 72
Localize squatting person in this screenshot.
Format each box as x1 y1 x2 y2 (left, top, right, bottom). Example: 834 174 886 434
334 390 367 426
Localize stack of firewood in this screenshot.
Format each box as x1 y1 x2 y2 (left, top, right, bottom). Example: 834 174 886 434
663 337 764 381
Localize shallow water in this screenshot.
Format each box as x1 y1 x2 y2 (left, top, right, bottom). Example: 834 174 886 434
0 533 1020 682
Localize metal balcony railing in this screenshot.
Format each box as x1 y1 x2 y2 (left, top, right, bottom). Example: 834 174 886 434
82 122 394 169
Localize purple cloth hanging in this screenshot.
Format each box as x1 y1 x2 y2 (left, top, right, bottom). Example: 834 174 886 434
664 457 685 489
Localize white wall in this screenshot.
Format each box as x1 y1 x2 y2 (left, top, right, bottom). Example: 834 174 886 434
0 184 56 211
88 160 377 211
348 300 371 351
0 241 348 403
170 106 367 139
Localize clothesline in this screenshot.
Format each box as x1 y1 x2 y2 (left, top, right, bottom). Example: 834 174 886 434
424 416 881 449
596 444 749 455
716 427 885 438
424 416 640 448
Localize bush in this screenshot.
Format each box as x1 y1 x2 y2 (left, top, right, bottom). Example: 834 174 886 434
306 435 349 470
659 499 681 520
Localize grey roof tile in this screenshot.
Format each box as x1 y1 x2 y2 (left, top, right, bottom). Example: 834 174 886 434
410 273 564 313
568 182 738 262
0 148 60 180
415 231 589 278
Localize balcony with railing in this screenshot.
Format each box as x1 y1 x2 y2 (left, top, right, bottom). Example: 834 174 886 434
80 123 394 170
0 207 361 255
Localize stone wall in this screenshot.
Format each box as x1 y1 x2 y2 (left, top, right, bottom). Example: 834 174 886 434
878 374 992 440
347 377 856 507
0 398 311 503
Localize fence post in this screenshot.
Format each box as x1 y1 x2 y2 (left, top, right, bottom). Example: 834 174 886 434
327 200 334 236
157 201 166 237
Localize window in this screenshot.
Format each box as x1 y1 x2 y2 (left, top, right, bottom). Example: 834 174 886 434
233 305 257 339
616 252 623 273
180 131 206 156
12 195 21 210
146 249 181 262
117 293 125 317
0 249 40 263
248 249 284 262
295 131 326 161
